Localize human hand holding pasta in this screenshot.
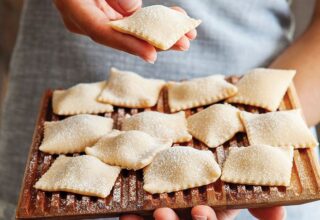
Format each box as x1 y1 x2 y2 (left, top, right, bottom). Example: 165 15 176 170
53 0 197 63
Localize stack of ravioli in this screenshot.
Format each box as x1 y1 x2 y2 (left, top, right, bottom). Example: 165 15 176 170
34 67 318 198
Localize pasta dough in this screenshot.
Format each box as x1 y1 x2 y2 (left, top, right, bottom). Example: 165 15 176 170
109 5 201 50
187 104 243 148
52 82 113 115
98 68 165 108
143 146 221 193
240 110 318 148
167 75 238 112
221 145 294 186
34 155 121 198
39 114 114 154
121 111 192 143
85 130 172 170
227 68 296 111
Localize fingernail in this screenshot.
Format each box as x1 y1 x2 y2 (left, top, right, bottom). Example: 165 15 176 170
118 0 141 12
192 215 207 220
144 58 155 64
179 45 189 51
179 40 190 51
142 53 157 64
282 208 287 220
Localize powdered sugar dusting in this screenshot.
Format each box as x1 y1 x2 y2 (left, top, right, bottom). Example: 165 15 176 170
143 146 221 193
110 5 201 50
122 111 191 143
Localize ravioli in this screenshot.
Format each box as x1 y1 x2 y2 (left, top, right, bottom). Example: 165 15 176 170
143 146 221 193
167 75 238 112
121 111 192 143
240 110 318 148
98 68 165 108
221 145 294 186
52 82 113 115
187 104 243 148
39 114 113 154
109 5 201 50
85 130 172 170
227 68 296 111
34 155 121 198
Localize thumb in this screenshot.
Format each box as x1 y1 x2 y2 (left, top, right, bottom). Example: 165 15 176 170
107 0 142 15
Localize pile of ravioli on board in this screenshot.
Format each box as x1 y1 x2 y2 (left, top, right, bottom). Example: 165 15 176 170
30 4 319 206
34 67 319 199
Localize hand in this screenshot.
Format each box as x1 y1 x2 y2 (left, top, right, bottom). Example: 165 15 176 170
119 205 286 220
53 0 197 63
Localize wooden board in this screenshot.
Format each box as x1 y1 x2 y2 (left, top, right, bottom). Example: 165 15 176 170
16 77 320 219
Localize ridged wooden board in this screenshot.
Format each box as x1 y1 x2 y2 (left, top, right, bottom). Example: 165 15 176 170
16 77 320 219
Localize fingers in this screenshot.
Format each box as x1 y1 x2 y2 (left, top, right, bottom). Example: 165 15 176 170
120 214 143 220
94 0 123 20
106 0 142 15
249 206 286 220
97 27 157 63
54 0 197 62
191 205 218 220
170 6 197 49
186 29 197 40
60 15 85 35
215 209 242 220
153 207 180 220
100 27 157 63
171 6 186 14
54 0 157 63
120 207 283 220
171 36 190 51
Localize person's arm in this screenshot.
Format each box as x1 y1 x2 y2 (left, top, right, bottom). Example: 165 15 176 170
270 0 320 126
53 0 196 64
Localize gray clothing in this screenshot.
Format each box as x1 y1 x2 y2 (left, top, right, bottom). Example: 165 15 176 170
0 0 319 219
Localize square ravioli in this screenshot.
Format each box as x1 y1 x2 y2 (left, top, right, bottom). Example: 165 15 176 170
52 82 113 115
221 145 294 186
227 68 296 111
85 130 172 170
143 146 221 193
34 155 121 198
187 104 243 148
121 111 192 143
109 5 201 50
39 114 113 154
240 110 318 148
98 68 165 108
167 75 238 112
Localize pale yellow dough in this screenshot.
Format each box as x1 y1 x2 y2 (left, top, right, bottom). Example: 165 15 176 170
52 82 113 115
109 5 201 50
34 155 121 198
187 104 243 148
143 146 221 193
121 111 192 143
221 145 294 186
227 68 296 111
85 130 172 170
39 114 114 154
167 75 238 112
98 68 165 108
240 110 318 148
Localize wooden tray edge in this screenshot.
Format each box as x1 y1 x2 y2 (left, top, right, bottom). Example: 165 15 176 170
16 90 52 219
